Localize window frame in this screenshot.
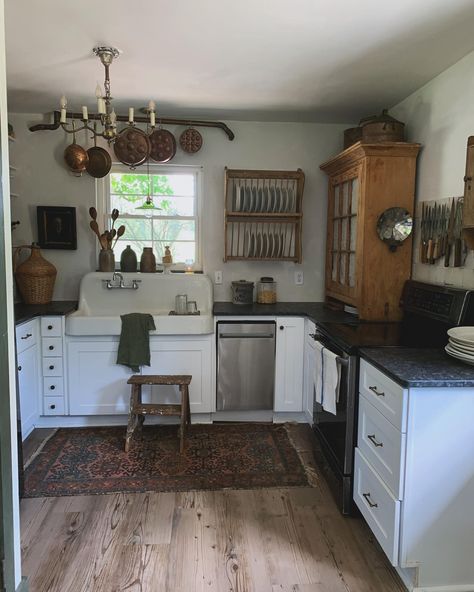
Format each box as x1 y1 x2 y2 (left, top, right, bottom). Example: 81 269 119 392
96 162 203 271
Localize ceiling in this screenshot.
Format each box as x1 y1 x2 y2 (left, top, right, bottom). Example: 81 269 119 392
5 0 474 122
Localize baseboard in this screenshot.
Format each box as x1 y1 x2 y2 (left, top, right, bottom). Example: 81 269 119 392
34 413 212 428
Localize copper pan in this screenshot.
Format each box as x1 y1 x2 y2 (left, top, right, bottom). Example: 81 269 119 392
86 131 112 178
113 126 151 168
64 124 89 175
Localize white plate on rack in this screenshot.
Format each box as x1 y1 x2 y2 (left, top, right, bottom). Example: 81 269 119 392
275 187 281 212
445 345 474 365
269 187 275 212
447 327 474 346
256 188 262 212
261 233 267 258
250 187 257 212
280 187 287 213
235 185 241 212
287 188 294 212
243 229 250 257
248 234 255 257
273 232 280 257
267 233 273 258
262 187 269 212
279 230 285 257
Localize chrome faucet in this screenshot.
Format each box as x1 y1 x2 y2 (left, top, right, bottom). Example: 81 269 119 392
104 272 141 290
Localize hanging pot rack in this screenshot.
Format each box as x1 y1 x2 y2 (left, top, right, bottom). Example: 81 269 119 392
29 110 235 141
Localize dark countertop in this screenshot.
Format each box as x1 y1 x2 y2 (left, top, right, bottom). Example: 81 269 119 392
213 301 357 325
15 301 78 325
360 347 474 388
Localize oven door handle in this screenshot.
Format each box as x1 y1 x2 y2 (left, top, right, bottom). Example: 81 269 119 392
311 333 348 366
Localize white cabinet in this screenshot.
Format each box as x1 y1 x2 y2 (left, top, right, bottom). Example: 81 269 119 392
67 335 214 415
303 319 317 423
355 359 474 591
16 319 40 439
274 317 304 412
40 316 67 416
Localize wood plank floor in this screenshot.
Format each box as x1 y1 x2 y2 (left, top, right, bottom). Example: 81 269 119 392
20 426 406 592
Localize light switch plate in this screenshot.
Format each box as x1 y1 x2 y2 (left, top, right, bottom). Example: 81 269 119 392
214 271 223 284
295 270 304 285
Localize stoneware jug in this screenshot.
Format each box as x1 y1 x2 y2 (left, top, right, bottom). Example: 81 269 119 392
14 243 57 304
140 247 156 273
120 245 138 272
98 249 115 272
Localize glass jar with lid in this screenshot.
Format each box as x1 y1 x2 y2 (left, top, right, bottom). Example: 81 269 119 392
257 277 277 304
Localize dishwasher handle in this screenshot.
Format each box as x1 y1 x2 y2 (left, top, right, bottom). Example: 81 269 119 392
219 332 275 339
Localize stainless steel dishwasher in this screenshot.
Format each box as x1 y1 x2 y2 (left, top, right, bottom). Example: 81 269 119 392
217 321 276 411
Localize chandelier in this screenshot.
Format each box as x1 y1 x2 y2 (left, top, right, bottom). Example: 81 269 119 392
58 46 156 142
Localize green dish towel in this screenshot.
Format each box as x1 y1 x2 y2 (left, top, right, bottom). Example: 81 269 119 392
117 313 156 372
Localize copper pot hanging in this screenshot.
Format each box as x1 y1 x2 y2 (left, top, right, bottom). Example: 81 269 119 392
113 126 151 168
149 128 177 163
64 125 89 175
86 128 112 178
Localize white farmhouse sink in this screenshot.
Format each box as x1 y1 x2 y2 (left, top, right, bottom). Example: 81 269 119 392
66 272 214 336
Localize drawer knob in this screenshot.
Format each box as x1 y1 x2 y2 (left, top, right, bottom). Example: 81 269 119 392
47 325 53 330
49 365 54 370
17 365 22 372
49 345 54 351
369 385 385 397
362 492 378 508
21 333 32 340
50 385 55 390
367 434 383 448
50 404 56 410
279 325 284 330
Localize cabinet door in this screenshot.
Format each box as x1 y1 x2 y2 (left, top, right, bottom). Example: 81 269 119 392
67 340 131 415
144 338 213 413
17 344 40 439
274 317 304 412
326 169 360 301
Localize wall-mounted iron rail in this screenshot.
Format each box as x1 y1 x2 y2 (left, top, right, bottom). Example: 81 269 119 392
29 110 235 141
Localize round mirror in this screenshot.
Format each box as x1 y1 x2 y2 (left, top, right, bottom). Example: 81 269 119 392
376 207 413 251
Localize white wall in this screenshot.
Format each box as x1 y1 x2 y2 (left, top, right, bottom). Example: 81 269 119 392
8 114 349 301
392 49 474 289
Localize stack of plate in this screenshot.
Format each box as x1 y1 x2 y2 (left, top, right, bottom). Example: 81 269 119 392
445 327 474 365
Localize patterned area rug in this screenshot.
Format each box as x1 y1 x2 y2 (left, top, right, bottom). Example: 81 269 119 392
23 423 309 497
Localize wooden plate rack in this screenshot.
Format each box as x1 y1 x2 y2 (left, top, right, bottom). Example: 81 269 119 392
224 168 305 262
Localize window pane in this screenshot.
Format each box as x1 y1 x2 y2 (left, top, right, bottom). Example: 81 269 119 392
156 174 195 197
119 218 153 241
156 241 196 263
115 240 153 262
152 219 195 242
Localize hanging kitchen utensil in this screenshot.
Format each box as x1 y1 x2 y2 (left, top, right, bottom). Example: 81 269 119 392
86 125 112 178
64 122 89 175
179 126 203 154
149 127 176 163
113 126 151 168
376 207 412 251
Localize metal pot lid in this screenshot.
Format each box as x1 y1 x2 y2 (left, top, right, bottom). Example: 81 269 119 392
179 127 203 154
359 109 404 127
149 128 177 163
113 127 151 167
86 146 112 178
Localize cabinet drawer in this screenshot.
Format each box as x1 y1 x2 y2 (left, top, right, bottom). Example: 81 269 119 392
359 359 407 431
42 337 63 357
43 396 65 416
358 395 405 499
16 319 38 354
354 448 400 565
41 316 62 337
43 376 64 396
42 357 63 377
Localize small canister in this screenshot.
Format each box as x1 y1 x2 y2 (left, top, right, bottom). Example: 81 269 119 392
257 277 277 304
231 280 254 305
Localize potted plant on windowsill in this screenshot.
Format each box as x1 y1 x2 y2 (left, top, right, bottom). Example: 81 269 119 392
89 207 125 271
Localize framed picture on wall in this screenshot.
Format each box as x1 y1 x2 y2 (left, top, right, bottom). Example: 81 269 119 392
37 206 77 250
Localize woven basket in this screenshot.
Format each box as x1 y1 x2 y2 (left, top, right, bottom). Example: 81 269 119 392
14 244 57 304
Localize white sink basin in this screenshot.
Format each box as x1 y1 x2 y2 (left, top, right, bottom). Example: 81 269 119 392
66 272 214 336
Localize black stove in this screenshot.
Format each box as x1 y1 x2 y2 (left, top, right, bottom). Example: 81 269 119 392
312 280 474 515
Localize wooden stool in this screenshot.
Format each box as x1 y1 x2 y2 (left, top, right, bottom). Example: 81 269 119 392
125 374 192 453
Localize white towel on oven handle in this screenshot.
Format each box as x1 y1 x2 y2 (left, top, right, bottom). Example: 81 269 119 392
313 340 341 416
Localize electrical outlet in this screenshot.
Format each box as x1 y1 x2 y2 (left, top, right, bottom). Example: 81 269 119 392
295 270 304 285
214 270 223 284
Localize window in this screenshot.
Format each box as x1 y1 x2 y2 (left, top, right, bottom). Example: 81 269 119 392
98 163 202 269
